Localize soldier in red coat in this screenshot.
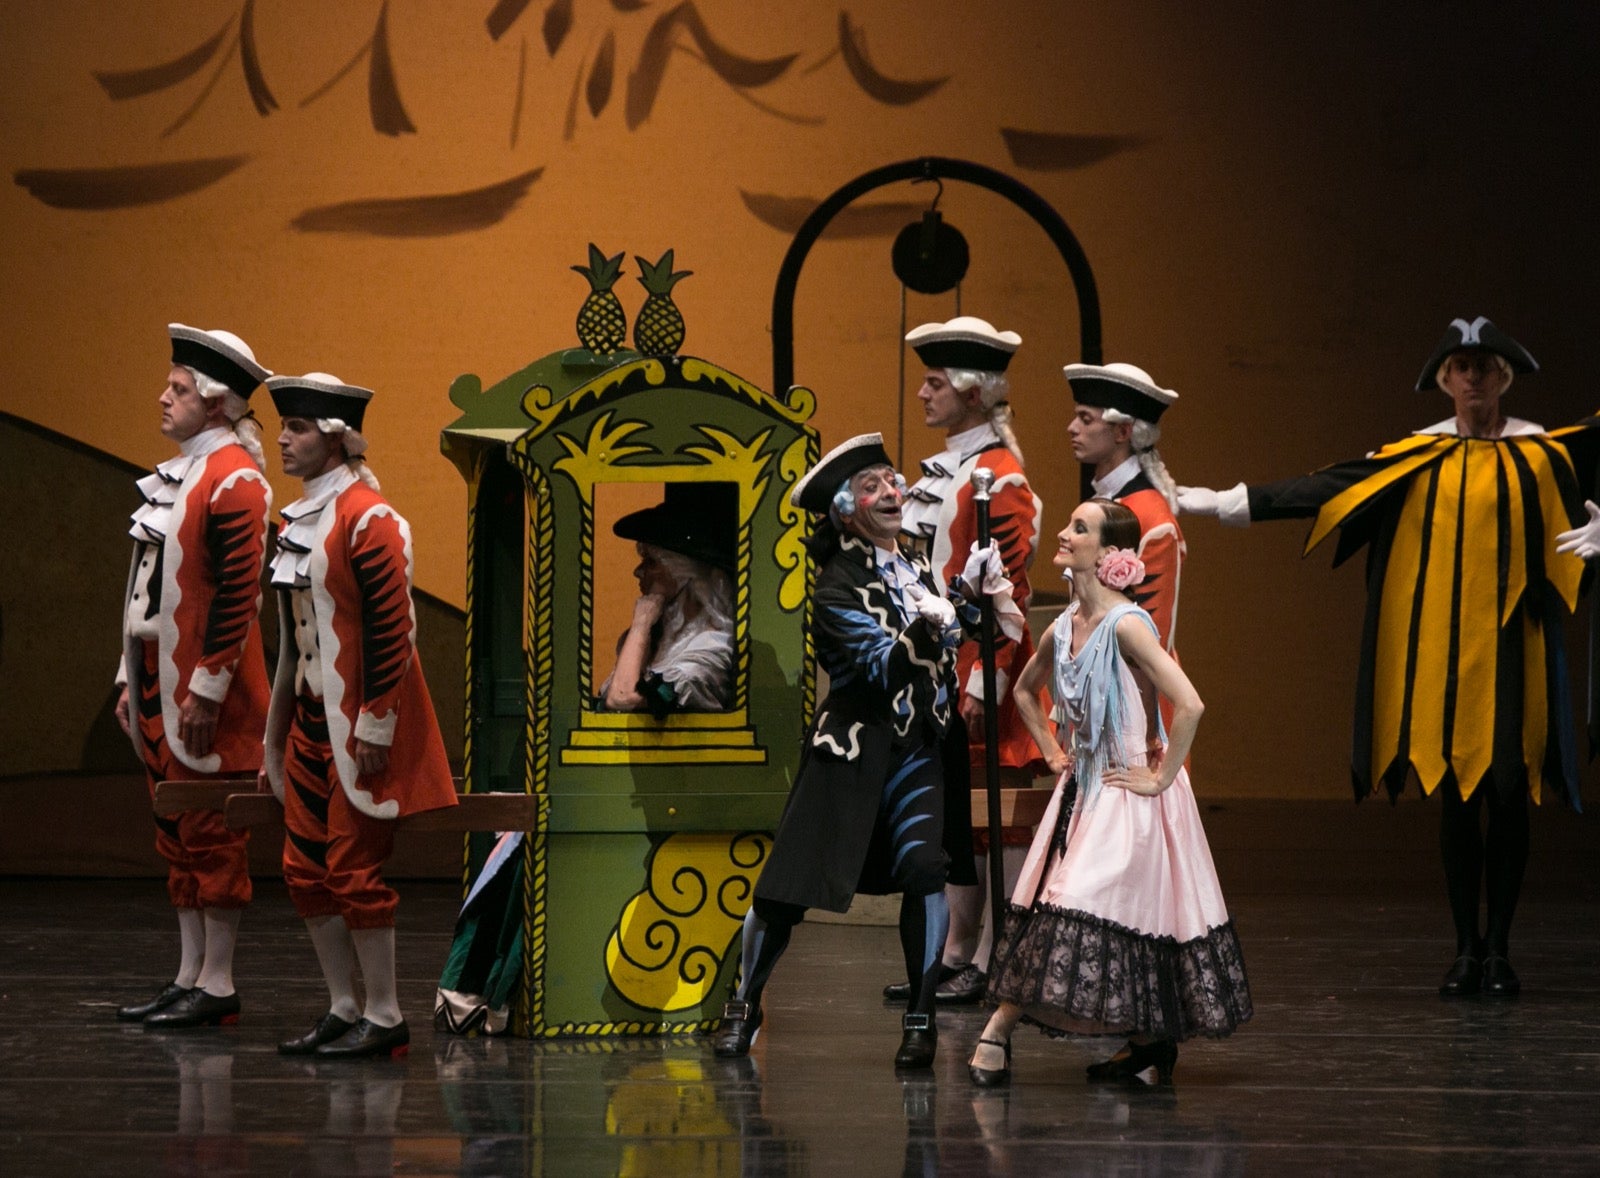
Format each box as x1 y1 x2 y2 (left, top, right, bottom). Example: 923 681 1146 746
115 325 273 1029
884 316 1042 1004
263 373 457 1059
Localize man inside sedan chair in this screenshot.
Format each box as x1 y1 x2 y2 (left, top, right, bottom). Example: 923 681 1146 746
713 434 1018 1069
1179 317 1600 998
114 325 273 1029
883 316 1041 1006
263 373 457 1058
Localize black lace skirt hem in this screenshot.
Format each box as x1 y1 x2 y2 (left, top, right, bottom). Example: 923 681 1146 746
986 902 1253 1041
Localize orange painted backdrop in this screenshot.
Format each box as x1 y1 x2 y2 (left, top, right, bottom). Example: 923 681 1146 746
3 1 1597 798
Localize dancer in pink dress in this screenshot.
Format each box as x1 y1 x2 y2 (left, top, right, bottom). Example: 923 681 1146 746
969 498 1251 1086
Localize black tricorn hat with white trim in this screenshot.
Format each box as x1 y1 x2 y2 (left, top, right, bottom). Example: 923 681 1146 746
266 373 375 432
1414 316 1538 392
905 316 1022 373
168 324 270 398
613 481 738 573
1062 362 1179 424
790 433 894 513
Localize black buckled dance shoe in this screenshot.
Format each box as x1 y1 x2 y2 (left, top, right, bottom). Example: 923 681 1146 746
1086 1039 1177 1084
893 1013 938 1070
712 1000 764 1057
967 1036 1012 1088
1438 954 1482 997
116 983 191 1022
314 1018 410 1059
144 988 241 1029
278 1012 357 1056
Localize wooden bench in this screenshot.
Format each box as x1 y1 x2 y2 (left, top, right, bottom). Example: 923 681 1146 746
153 779 537 833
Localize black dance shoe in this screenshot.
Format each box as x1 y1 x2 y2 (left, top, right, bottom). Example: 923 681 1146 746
278 1012 357 1056
712 1000 764 1057
116 983 191 1022
1480 955 1521 997
967 1036 1012 1088
315 1018 411 1059
893 1012 938 1070
144 988 241 1029
936 965 988 1004
1438 954 1482 997
1086 1039 1177 1084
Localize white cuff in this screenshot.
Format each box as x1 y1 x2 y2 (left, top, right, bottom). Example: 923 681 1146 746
187 664 232 704
1217 482 1252 528
115 655 128 689
964 666 1011 705
355 708 398 747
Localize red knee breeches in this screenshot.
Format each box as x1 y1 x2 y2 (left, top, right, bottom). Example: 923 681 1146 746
137 643 251 910
280 695 398 928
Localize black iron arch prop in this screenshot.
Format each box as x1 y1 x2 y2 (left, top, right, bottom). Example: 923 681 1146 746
770 155 1103 400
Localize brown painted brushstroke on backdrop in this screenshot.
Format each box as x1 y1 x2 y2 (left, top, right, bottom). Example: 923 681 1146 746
543 0 575 56
739 190 927 239
511 35 529 147
290 167 544 236
369 1 417 135
588 30 616 116
626 2 798 130
486 0 535 42
1000 127 1147 171
837 13 947 105
92 16 234 99
240 0 279 115
14 157 251 210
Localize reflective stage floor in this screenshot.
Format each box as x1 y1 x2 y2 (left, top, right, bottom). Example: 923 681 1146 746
2 847 1598 1176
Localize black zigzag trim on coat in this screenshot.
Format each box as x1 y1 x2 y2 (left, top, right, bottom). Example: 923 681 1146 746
203 506 261 658
287 828 327 870
291 773 331 829
350 541 410 705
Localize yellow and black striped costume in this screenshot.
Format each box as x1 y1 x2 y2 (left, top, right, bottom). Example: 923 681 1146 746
1248 427 1596 805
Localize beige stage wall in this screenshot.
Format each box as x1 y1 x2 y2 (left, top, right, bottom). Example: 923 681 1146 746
2 2 1597 803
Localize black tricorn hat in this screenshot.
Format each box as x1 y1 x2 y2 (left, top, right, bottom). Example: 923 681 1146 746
1415 317 1538 392
168 324 270 398
905 316 1021 373
790 433 894 514
1062 362 1179 424
266 373 375 432
613 481 738 573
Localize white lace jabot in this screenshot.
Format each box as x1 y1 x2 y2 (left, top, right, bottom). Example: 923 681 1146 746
901 422 999 541
270 465 357 587
127 427 235 544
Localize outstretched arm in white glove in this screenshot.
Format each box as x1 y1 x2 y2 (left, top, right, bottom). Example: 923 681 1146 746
1556 500 1600 560
1176 483 1252 527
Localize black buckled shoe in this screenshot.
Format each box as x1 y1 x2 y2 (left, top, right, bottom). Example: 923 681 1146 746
278 1012 358 1056
144 988 241 1029
1480 955 1521 997
935 964 987 1004
1438 954 1482 997
712 1000 763 1057
314 1018 410 1059
894 1013 937 1070
116 983 191 1022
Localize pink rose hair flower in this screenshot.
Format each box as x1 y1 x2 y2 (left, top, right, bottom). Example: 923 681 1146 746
1096 547 1146 591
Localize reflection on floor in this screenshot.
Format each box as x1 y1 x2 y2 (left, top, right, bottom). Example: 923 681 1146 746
1 868 1598 1176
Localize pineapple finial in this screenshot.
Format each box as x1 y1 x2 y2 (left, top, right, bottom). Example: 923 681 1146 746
572 243 627 355
632 249 691 357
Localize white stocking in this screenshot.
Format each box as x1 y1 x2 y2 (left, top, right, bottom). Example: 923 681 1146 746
175 908 204 988
195 908 241 996
351 926 402 1028
305 914 362 1021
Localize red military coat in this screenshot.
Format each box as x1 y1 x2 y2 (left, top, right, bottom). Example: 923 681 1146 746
122 437 271 774
264 478 456 820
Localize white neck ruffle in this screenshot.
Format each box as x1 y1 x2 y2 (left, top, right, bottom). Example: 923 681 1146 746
270 465 357 587
900 422 1000 541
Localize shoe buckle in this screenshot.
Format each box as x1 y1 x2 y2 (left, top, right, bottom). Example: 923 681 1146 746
721 1000 751 1020
902 1012 932 1032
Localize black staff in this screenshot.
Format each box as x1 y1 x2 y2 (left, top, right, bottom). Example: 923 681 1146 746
970 466 1007 940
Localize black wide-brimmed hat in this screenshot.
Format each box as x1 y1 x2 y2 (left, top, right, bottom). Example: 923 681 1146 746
1063 362 1178 424
266 373 375 432
168 324 270 398
1414 317 1538 392
905 316 1021 373
613 481 738 573
790 433 894 514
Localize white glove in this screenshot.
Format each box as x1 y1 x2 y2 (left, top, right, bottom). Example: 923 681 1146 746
915 591 957 629
1176 486 1220 517
1556 500 1600 560
958 543 1008 598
